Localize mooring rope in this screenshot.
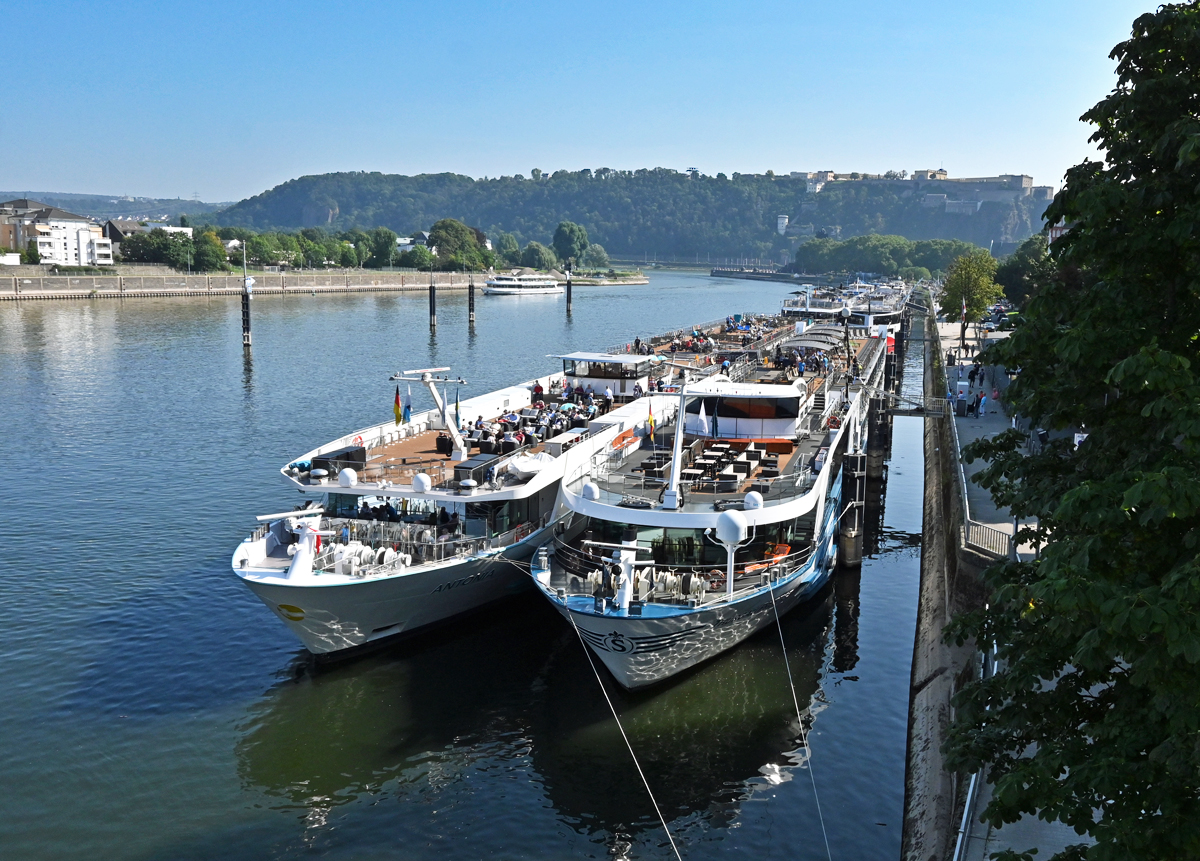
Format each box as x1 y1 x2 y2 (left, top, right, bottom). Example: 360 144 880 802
564 608 684 861
769 581 834 861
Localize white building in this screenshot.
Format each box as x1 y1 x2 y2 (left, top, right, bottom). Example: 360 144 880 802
777 215 789 236
34 220 114 266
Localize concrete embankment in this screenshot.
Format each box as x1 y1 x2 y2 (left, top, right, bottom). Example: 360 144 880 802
1 271 650 301
3 272 482 301
901 310 992 861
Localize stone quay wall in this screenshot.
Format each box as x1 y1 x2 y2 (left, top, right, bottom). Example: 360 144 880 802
1 272 484 301
901 308 991 861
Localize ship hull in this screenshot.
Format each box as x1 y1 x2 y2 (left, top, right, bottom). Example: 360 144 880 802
235 531 546 655
542 533 837 689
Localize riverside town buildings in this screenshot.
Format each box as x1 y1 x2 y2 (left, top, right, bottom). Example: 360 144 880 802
0 199 113 266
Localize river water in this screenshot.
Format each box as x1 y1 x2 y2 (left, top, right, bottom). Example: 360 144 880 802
0 270 923 860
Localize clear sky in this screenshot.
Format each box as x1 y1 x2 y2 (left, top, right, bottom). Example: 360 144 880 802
3 0 1155 203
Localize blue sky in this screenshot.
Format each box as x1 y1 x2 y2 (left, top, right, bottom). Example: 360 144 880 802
3 0 1154 203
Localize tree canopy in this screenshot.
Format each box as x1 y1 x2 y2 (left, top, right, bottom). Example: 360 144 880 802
939 248 1003 346
213 168 1048 260
994 234 1052 308
520 241 557 270
794 234 980 276
945 5 1200 858
552 220 589 265
427 218 492 271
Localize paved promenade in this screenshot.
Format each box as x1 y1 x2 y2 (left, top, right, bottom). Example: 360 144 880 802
936 320 1089 860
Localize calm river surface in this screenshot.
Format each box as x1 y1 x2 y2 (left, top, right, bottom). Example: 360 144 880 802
0 270 923 860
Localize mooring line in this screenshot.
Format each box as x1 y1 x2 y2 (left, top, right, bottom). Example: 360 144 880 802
769 582 834 861
564 608 684 861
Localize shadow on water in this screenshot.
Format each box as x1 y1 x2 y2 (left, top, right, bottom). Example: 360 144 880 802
233 582 846 840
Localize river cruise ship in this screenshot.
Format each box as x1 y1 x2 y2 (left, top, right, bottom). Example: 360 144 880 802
530 332 889 688
782 280 914 335
482 272 562 295
231 368 617 655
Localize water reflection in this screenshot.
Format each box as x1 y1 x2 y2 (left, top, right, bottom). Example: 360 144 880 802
235 588 843 839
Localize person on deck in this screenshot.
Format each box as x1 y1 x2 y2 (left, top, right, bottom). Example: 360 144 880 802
603 385 614 411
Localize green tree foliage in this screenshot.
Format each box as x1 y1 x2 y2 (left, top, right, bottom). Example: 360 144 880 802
581 243 609 269
214 168 1047 259
245 234 282 266
22 239 40 264
897 265 931 281
192 231 228 271
939 248 1002 346
365 226 397 268
427 218 492 271
795 234 979 275
120 228 195 269
494 231 521 266
520 241 557 270
397 245 433 269
552 220 589 265
945 6 1200 858
994 234 1052 307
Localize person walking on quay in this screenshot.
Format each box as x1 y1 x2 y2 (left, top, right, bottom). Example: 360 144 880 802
980 392 988 416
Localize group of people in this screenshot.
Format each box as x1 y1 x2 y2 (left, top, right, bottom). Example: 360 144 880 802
773 345 832 378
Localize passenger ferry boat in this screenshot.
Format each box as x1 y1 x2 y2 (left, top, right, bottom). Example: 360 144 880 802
482 272 562 295
530 332 889 689
232 368 611 655
782 279 914 336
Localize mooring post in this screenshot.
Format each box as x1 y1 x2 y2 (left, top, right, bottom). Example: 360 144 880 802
866 395 887 479
429 269 437 330
565 261 573 315
468 273 475 325
839 452 867 567
241 279 253 348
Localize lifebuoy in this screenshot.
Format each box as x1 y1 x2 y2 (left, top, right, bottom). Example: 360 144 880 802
353 435 364 447
828 415 841 429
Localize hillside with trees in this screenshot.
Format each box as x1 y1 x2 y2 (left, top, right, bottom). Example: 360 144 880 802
212 169 1049 261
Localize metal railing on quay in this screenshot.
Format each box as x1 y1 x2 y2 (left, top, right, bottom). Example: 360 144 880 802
947 376 1013 561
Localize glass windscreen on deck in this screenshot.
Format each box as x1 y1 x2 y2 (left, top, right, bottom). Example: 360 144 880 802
684 396 800 419
563 359 651 379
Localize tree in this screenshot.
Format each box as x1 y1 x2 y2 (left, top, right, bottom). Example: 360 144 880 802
193 231 227 271
939 248 1002 348
246 234 282 266
945 6 1200 859
23 239 40 264
365 226 397 268
994 234 1052 308
494 231 521 266
897 265 930 282
427 218 491 270
398 245 433 269
520 241 557 270
337 241 358 268
581 243 609 269
552 221 589 266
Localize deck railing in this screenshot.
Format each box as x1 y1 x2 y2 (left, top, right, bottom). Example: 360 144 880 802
550 536 816 607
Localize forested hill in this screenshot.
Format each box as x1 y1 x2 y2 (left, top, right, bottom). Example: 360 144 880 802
215 169 1048 259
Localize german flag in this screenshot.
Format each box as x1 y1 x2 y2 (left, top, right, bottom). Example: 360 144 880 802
394 385 402 425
